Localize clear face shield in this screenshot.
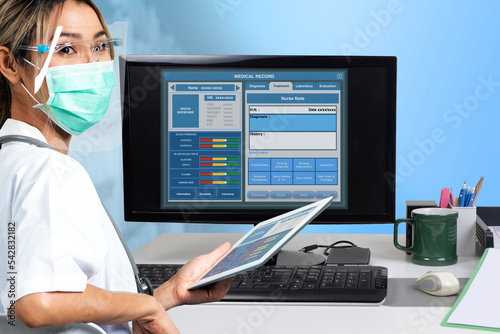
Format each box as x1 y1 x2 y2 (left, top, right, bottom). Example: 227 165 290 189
18 25 123 93
16 25 124 136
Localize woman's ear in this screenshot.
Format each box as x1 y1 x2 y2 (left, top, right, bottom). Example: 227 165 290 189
0 46 20 84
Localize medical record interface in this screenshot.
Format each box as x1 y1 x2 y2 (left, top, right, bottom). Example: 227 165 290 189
160 69 347 210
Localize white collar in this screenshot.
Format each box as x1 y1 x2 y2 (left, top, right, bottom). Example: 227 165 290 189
0 119 49 144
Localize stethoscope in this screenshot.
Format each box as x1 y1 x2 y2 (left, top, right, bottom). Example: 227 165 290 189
0 135 154 296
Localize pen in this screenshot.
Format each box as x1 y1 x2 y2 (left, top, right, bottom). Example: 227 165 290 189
465 186 471 206
471 176 484 207
458 180 467 207
466 187 475 207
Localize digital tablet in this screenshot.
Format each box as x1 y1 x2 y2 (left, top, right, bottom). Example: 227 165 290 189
188 196 333 289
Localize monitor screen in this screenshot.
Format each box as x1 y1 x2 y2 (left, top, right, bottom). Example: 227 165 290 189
120 55 396 224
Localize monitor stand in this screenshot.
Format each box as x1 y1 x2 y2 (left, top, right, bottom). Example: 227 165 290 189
265 250 326 266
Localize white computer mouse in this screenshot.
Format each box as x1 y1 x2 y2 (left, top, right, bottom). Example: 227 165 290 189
416 271 460 296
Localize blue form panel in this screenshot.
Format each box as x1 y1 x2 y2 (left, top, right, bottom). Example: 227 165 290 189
249 114 336 132
316 172 338 185
293 82 316 90
219 190 240 200
271 172 293 185
271 159 293 171
316 191 338 199
172 94 199 128
204 95 236 101
317 82 340 90
170 179 197 187
169 152 199 169
294 172 315 185
249 172 271 185
293 191 315 199
270 191 293 199
246 82 270 90
247 191 270 199
169 189 196 200
316 158 338 172
169 131 242 200
247 93 339 104
176 84 236 91
247 158 339 186
248 158 271 171
294 159 315 171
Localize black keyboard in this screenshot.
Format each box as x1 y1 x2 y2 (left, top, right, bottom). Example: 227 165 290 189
138 264 388 304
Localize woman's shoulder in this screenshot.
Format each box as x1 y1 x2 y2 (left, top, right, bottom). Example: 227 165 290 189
1 142 106 235
0 142 91 190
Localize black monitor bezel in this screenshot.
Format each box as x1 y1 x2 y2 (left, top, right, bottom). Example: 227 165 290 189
120 55 397 224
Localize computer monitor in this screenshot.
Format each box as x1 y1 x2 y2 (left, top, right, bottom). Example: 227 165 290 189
120 55 396 225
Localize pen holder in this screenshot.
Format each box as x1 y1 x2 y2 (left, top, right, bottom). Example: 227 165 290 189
453 206 477 257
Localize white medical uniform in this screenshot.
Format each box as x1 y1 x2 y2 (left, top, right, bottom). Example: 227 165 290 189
0 119 137 333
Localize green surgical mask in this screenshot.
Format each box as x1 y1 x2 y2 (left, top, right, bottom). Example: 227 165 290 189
22 60 115 135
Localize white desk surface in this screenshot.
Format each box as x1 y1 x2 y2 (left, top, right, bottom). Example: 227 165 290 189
133 233 484 334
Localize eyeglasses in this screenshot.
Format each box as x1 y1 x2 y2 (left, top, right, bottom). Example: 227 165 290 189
19 38 123 64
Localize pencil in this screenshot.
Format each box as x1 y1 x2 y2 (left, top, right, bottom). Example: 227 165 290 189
471 176 484 207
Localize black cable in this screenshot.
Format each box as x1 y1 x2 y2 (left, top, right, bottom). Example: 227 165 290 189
299 240 357 256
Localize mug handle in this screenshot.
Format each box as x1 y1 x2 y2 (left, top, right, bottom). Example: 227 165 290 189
394 218 413 253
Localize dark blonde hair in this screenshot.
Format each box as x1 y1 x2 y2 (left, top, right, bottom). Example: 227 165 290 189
0 0 111 127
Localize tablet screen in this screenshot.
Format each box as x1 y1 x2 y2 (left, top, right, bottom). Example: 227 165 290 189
189 196 332 289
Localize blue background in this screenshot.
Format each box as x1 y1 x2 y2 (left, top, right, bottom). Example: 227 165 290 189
72 0 500 252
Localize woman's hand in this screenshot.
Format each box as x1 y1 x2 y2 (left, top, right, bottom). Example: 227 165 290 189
154 242 233 310
132 302 179 334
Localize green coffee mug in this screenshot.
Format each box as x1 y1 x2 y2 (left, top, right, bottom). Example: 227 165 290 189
394 208 458 266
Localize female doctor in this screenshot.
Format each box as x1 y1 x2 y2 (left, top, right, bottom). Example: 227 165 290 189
0 0 232 333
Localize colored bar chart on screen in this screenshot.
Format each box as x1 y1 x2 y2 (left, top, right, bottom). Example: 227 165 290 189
200 157 239 161
200 138 239 142
200 138 239 148
200 172 239 176
233 237 283 264
200 144 239 148
169 131 242 201
200 180 240 185
200 157 239 167
200 162 240 167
